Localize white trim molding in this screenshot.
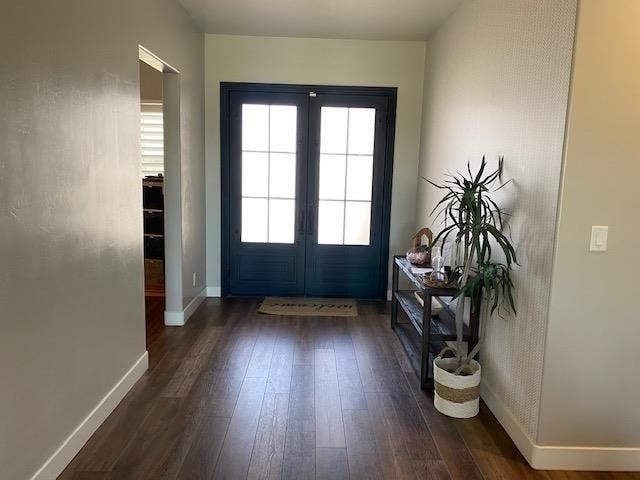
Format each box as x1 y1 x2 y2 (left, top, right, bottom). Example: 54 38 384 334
31 352 148 480
531 445 640 472
164 310 185 326
164 287 207 326
138 45 178 73
481 382 640 471
206 286 221 297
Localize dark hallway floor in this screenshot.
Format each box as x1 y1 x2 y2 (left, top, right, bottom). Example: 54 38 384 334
61 298 640 479
145 295 166 348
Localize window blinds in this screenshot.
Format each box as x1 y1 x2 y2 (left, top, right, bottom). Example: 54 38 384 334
140 103 164 177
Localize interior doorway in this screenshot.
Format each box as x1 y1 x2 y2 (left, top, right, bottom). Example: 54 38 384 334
140 61 165 296
139 59 165 344
221 83 397 299
138 46 182 344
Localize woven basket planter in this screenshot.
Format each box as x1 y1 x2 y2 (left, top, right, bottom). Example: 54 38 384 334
433 355 481 418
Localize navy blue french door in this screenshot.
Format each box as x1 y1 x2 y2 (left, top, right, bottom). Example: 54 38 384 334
226 89 309 296
221 83 396 299
304 93 390 298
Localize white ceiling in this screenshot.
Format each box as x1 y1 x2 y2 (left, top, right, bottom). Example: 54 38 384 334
178 0 462 41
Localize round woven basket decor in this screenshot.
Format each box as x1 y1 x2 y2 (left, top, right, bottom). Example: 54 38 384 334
433 357 481 418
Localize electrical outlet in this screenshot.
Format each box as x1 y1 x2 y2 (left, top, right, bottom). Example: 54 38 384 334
192 272 197 287
590 226 608 252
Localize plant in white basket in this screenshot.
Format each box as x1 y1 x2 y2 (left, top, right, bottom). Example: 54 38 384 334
426 156 517 418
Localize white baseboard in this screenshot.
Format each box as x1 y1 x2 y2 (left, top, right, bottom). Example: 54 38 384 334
31 351 148 480
164 288 207 326
480 381 538 464
481 381 640 471
532 444 640 471
206 286 221 297
164 310 185 326
184 288 206 319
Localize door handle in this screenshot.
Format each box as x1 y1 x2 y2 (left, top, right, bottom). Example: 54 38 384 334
307 207 315 237
297 208 306 236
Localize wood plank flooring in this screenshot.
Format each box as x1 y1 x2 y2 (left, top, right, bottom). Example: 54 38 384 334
60 298 640 479
145 295 165 347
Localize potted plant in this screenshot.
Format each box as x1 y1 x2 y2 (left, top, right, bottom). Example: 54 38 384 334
427 156 517 418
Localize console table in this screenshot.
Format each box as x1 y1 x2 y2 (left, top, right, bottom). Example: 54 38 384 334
390 255 480 389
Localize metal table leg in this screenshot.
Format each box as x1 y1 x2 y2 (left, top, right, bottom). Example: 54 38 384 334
390 260 399 329
420 289 432 389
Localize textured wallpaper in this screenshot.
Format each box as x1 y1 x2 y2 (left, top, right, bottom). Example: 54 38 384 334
416 0 577 440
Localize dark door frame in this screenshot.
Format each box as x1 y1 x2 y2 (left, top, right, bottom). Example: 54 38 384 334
220 82 397 299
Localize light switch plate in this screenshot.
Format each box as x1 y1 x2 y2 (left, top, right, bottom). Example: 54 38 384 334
590 226 608 252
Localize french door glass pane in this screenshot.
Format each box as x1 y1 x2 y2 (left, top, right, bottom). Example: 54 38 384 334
317 106 375 245
344 201 371 245
318 200 345 245
242 105 269 151
241 104 297 244
319 154 346 200
347 108 376 154
269 199 295 243
320 107 348 154
269 153 296 198
241 198 268 242
269 106 297 152
242 152 268 197
346 155 373 201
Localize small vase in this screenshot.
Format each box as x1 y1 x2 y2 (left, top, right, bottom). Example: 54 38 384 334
406 249 430 265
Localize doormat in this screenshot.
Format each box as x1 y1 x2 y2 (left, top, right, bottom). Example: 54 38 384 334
258 297 358 317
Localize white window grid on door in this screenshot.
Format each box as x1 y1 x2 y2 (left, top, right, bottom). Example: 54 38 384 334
318 106 375 246
241 104 297 244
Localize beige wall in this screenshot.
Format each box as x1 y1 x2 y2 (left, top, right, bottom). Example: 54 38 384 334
416 0 576 441
538 0 640 448
0 1 204 478
204 34 426 290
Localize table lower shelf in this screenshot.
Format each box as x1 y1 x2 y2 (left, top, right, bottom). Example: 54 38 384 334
394 290 471 341
393 321 439 388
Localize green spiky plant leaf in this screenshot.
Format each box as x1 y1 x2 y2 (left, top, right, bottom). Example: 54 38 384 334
425 156 517 372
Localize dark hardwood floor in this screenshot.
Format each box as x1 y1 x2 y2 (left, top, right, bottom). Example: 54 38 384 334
61 298 640 479
145 295 166 347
